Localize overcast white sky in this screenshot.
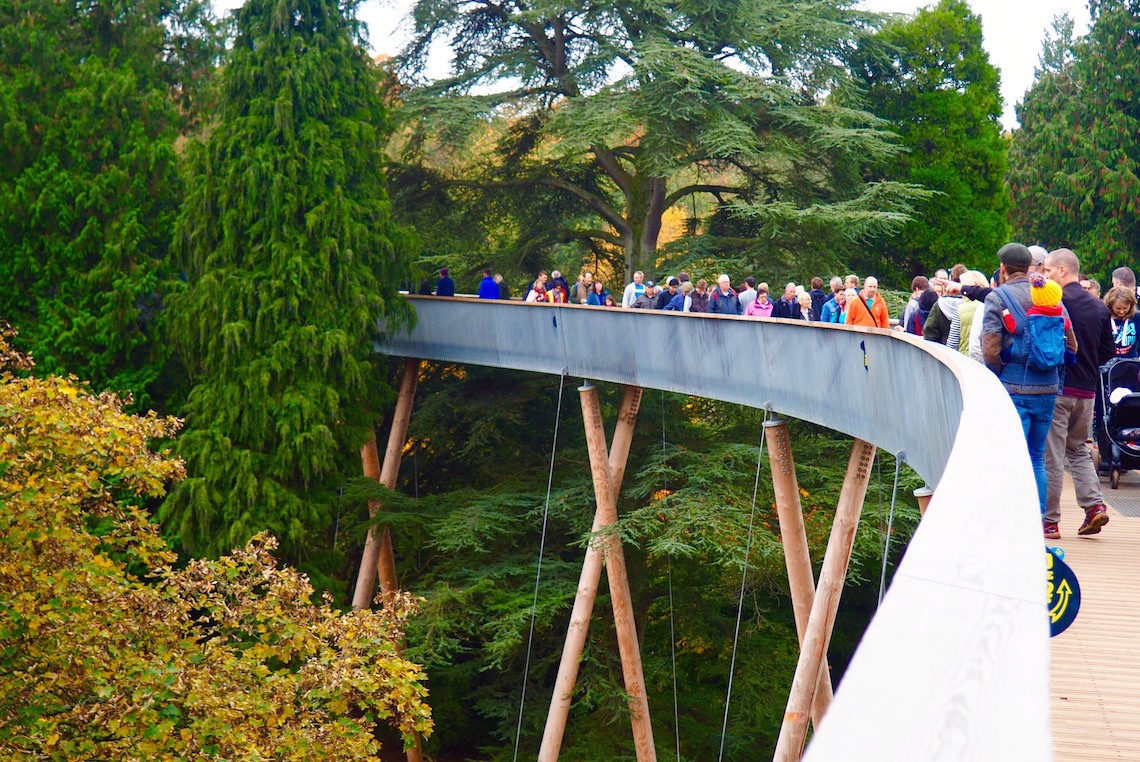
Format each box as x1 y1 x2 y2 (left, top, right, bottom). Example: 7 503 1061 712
216 0 1092 129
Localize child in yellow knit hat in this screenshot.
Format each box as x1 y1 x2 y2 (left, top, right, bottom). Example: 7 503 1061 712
1027 273 1069 328
1003 273 1070 332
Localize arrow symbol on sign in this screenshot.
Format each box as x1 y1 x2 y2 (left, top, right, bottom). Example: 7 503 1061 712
1051 579 1073 623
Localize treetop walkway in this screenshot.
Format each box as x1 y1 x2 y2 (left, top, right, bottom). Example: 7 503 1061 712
368 295 1081 760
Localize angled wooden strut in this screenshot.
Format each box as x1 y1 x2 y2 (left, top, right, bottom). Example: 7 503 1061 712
763 419 834 730
353 357 422 610
351 358 424 762
774 438 876 762
539 384 656 762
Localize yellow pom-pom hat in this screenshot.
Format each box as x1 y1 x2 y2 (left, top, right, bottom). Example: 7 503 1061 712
1030 273 1063 308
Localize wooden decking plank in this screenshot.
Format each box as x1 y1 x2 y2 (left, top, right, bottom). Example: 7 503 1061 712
1051 475 1140 762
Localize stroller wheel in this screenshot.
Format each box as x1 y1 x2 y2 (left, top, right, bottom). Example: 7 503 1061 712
1111 467 1120 489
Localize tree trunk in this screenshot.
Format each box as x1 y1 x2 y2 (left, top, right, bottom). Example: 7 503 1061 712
623 172 667 276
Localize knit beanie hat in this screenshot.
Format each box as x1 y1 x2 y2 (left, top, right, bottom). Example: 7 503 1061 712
1029 273 1062 308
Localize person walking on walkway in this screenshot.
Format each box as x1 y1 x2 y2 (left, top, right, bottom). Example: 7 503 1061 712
1042 247 1114 538
771 282 799 319
1105 287 1139 358
689 280 710 313
738 276 757 314
819 287 847 323
436 268 455 297
808 277 828 321
586 280 611 306
745 284 773 318
632 281 657 308
844 277 889 328
478 268 499 299
621 271 646 308
525 271 548 302
494 273 511 299
982 243 1077 521
708 274 742 315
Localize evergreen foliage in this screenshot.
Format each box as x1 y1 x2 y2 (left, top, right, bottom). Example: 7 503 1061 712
0 0 218 407
852 0 1011 280
351 367 920 759
162 0 416 558
393 0 929 280
1009 1 1140 280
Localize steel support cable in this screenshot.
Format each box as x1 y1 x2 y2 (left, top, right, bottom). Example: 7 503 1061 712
512 375 566 762
878 451 905 608
718 407 772 762
663 390 681 762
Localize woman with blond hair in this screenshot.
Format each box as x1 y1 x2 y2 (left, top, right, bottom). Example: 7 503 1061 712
1105 286 1139 358
956 270 990 360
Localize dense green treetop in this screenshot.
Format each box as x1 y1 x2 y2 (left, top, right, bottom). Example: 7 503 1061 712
0 0 219 407
852 0 1010 279
1009 0 1139 279
161 0 416 558
393 0 928 278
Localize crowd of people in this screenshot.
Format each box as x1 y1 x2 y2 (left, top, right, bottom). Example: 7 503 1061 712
423 250 1139 540
443 266 898 328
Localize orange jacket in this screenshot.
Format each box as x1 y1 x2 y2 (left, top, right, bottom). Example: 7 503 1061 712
845 292 890 328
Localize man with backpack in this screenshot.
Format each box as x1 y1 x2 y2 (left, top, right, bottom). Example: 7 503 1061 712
909 290 938 337
708 274 743 315
899 276 930 334
1042 248 1115 539
981 243 1077 520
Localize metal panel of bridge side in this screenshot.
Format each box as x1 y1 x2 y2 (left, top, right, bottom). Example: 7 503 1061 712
379 298 961 487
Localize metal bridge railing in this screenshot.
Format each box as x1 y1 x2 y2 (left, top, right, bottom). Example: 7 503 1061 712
377 296 1050 760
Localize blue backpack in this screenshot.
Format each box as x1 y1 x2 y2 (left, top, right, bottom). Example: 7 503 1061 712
995 288 1066 371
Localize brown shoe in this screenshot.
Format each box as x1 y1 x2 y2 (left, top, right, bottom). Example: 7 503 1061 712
1078 505 1109 536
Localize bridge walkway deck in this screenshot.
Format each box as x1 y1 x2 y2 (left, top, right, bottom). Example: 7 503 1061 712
1052 471 1140 760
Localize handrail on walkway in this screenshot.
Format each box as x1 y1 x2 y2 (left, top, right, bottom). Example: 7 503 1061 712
377 296 1050 759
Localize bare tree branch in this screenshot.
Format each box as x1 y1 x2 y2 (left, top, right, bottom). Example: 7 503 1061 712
663 183 748 210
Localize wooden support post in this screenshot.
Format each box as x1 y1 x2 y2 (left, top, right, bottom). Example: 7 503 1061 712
914 486 934 518
763 419 834 729
539 385 652 762
348 358 423 762
774 439 876 762
352 357 421 609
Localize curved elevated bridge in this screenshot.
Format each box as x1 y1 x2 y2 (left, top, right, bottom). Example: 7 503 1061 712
365 295 1138 761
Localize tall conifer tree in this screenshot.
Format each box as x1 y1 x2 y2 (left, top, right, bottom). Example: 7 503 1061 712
0 0 216 406
1009 0 1139 278
163 0 415 557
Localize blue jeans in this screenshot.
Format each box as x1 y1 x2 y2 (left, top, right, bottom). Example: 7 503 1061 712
1010 393 1057 515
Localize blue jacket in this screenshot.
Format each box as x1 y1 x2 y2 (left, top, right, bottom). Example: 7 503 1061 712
707 288 742 315
586 289 611 306
478 276 499 299
819 297 843 323
809 289 828 321
437 276 455 297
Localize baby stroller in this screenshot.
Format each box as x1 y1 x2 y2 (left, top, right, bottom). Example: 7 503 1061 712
1096 358 1140 488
